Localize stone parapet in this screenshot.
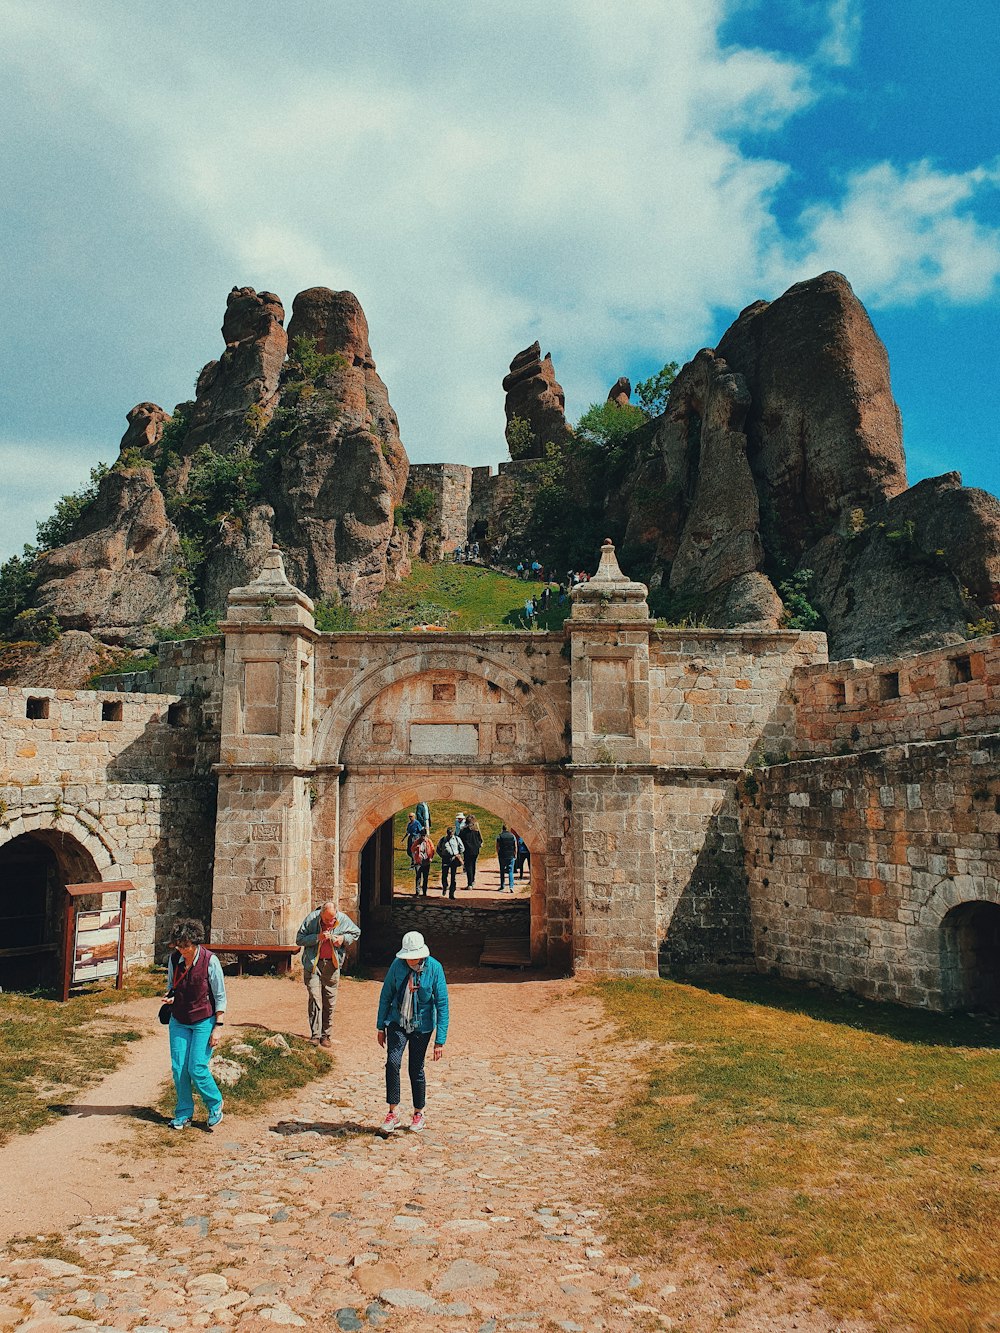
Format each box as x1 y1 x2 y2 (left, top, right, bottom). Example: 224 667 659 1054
789 634 1000 757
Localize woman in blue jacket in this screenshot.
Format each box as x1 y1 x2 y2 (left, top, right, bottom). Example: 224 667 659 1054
376 930 449 1134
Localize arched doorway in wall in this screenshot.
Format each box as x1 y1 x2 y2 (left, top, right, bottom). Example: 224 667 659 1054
940 901 1000 1014
347 786 547 971
0 829 102 990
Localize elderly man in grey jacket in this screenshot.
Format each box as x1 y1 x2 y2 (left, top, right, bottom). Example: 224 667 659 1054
295 901 361 1047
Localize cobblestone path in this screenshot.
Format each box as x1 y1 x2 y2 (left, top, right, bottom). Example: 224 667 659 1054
0 976 676 1333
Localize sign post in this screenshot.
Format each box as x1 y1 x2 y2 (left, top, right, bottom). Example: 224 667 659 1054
61 880 137 1002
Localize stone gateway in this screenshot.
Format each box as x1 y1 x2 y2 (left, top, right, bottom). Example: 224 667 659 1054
1 543 998 1014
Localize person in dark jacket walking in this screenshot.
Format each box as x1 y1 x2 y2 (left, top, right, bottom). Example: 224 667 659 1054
437 827 463 897
459 814 483 888
163 917 227 1131
376 931 449 1134
496 824 517 893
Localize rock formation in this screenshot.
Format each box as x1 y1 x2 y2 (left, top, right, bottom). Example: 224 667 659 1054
184 287 288 456
6 284 410 673
716 271 907 557
613 271 1000 652
263 287 409 608
120 403 170 459
502 342 572 458
607 377 632 407
33 467 187 645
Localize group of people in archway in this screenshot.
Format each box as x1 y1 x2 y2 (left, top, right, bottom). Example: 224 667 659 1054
404 806 530 897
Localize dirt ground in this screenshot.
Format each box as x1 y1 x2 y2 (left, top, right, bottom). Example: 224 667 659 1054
0 970 864 1332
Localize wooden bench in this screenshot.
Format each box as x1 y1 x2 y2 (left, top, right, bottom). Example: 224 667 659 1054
211 944 300 976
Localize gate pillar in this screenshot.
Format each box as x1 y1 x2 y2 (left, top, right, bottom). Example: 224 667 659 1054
568 541 658 976
210 548 317 950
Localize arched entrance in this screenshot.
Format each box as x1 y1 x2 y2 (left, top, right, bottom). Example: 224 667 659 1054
340 776 552 969
940 901 1000 1014
0 828 102 989
355 798 535 968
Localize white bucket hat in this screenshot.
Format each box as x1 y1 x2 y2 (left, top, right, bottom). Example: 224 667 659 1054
397 930 430 960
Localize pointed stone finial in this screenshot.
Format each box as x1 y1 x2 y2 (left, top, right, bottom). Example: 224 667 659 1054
570 538 650 622
224 546 315 630
592 538 628 585
253 546 291 589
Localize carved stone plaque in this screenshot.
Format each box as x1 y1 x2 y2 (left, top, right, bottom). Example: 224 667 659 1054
409 723 479 756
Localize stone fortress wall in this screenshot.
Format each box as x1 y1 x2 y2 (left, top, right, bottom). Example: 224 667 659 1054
0 683 218 963
742 635 1000 1009
1 545 997 1011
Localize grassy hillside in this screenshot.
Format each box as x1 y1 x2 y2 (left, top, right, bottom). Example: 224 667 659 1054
317 560 571 633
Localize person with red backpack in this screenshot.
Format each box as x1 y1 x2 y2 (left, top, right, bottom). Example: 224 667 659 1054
410 830 435 895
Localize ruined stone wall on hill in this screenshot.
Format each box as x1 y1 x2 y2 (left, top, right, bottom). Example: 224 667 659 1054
405 463 473 556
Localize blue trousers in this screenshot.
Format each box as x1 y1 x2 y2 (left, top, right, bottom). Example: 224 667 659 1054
499 859 515 891
169 1016 223 1121
384 1023 433 1109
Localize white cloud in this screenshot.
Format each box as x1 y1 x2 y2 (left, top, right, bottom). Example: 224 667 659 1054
787 160 1000 304
1 0 999 566
819 0 862 67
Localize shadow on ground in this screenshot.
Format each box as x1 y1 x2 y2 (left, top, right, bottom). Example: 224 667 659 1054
677 973 1000 1049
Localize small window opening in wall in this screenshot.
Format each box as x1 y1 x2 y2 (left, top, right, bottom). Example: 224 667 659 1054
101 700 123 722
167 701 190 727
26 696 49 719
879 672 900 701
951 655 973 684
830 679 846 705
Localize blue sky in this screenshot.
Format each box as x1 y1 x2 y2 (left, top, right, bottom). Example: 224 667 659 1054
1 0 997 561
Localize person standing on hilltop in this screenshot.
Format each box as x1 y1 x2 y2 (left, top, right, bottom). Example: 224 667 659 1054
405 810 422 857
410 829 435 896
437 826 463 898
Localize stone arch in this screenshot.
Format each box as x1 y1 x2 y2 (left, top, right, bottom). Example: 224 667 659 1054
0 808 122 986
939 899 1000 1014
914 875 1000 929
339 774 551 963
0 806 121 877
313 645 567 767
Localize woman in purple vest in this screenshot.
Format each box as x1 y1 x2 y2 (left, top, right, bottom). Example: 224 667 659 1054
164 918 227 1131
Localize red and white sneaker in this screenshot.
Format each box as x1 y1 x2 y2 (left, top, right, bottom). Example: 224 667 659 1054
380 1111 401 1135
409 1111 425 1132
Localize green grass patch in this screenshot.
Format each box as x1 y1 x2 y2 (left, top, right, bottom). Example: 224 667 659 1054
0 970 163 1145
321 560 570 633
597 974 1000 1331
156 1029 331 1121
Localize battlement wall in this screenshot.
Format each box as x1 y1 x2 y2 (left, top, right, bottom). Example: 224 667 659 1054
789 634 1000 758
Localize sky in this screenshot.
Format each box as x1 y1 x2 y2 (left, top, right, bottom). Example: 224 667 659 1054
1 0 998 562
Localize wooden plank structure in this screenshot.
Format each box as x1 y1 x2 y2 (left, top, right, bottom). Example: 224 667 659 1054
479 929 532 969
211 943 300 975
